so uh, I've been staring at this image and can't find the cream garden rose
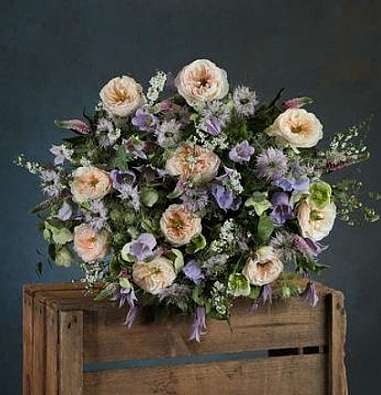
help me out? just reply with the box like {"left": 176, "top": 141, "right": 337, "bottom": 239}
{"left": 132, "top": 256, "right": 176, "bottom": 295}
{"left": 165, "top": 143, "right": 220, "bottom": 184}
{"left": 73, "top": 224, "right": 110, "bottom": 262}
{"left": 242, "top": 246, "right": 284, "bottom": 286}
{"left": 160, "top": 204, "right": 202, "bottom": 246}
{"left": 297, "top": 198, "right": 336, "bottom": 241}
{"left": 175, "top": 59, "right": 229, "bottom": 107}
{"left": 71, "top": 166, "right": 112, "bottom": 203}
{"left": 100, "top": 76, "right": 145, "bottom": 117}
{"left": 266, "top": 108, "right": 323, "bottom": 148}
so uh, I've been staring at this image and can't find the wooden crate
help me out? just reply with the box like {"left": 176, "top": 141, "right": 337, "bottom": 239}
{"left": 23, "top": 282, "right": 348, "bottom": 395}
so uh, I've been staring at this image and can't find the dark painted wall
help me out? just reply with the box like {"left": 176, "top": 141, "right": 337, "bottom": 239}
{"left": 1, "top": 1, "right": 380, "bottom": 393}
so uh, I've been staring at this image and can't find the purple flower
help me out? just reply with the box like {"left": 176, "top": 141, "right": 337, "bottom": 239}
{"left": 50, "top": 144, "right": 73, "bottom": 165}
{"left": 233, "top": 86, "right": 258, "bottom": 117}
{"left": 183, "top": 260, "right": 204, "bottom": 284}
{"left": 211, "top": 184, "right": 241, "bottom": 212}
{"left": 124, "top": 137, "right": 147, "bottom": 160}
{"left": 270, "top": 192, "right": 294, "bottom": 225}
{"left": 203, "top": 117, "right": 223, "bottom": 136}
{"left": 113, "top": 286, "right": 140, "bottom": 329}
{"left": 273, "top": 176, "right": 310, "bottom": 192}
{"left": 302, "top": 281, "right": 319, "bottom": 307}
{"left": 189, "top": 306, "right": 207, "bottom": 342}
{"left": 229, "top": 140, "right": 255, "bottom": 164}
{"left": 256, "top": 148, "right": 288, "bottom": 181}
{"left": 251, "top": 284, "right": 272, "bottom": 312}
{"left": 54, "top": 119, "right": 90, "bottom": 134}
{"left": 111, "top": 169, "right": 140, "bottom": 210}
{"left": 293, "top": 235, "right": 327, "bottom": 258}
{"left": 125, "top": 233, "right": 157, "bottom": 261}
{"left": 131, "top": 108, "right": 157, "bottom": 131}
{"left": 56, "top": 201, "right": 72, "bottom": 221}
{"left": 180, "top": 187, "right": 209, "bottom": 212}
{"left": 283, "top": 96, "right": 313, "bottom": 110}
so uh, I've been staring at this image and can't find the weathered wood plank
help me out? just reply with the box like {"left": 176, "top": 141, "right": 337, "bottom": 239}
{"left": 46, "top": 306, "right": 59, "bottom": 394}
{"left": 328, "top": 292, "right": 348, "bottom": 395}
{"left": 83, "top": 297, "right": 327, "bottom": 363}
{"left": 31, "top": 298, "right": 46, "bottom": 395}
{"left": 59, "top": 311, "right": 84, "bottom": 395}
{"left": 23, "top": 291, "right": 33, "bottom": 395}
{"left": 83, "top": 354, "right": 327, "bottom": 395}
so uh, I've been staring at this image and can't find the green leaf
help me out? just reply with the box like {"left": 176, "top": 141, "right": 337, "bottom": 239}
{"left": 245, "top": 192, "right": 272, "bottom": 216}
{"left": 94, "top": 284, "right": 116, "bottom": 301}
{"left": 141, "top": 188, "right": 159, "bottom": 207}
{"left": 167, "top": 187, "right": 183, "bottom": 199}
{"left": 119, "top": 277, "right": 131, "bottom": 290}
{"left": 186, "top": 234, "right": 207, "bottom": 254}
{"left": 112, "top": 145, "right": 132, "bottom": 171}
{"left": 54, "top": 247, "right": 72, "bottom": 267}
{"left": 248, "top": 286, "right": 261, "bottom": 300}
{"left": 170, "top": 249, "right": 184, "bottom": 273}
{"left": 257, "top": 214, "right": 274, "bottom": 243}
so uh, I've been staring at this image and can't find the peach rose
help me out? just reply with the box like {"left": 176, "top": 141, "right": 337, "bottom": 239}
{"left": 71, "top": 166, "right": 112, "bottom": 203}
{"left": 297, "top": 198, "right": 336, "bottom": 241}
{"left": 73, "top": 224, "right": 110, "bottom": 262}
{"left": 266, "top": 108, "right": 323, "bottom": 148}
{"left": 160, "top": 204, "right": 202, "bottom": 246}
{"left": 165, "top": 144, "right": 220, "bottom": 184}
{"left": 132, "top": 256, "right": 176, "bottom": 294}
{"left": 100, "top": 76, "right": 145, "bottom": 117}
{"left": 242, "top": 246, "right": 283, "bottom": 286}
{"left": 175, "top": 59, "right": 229, "bottom": 107}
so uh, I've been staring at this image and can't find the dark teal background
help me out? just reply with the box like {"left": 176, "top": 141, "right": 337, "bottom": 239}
{"left": 1, "top": 1, "right": 380, "bottom": 393}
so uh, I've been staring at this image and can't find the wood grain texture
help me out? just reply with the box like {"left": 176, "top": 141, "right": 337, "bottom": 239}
{"left": 31, "top": 299, "right": 45, "bottom": 395}
{"left": 59, "top": 311, "right": 84, "bottom": 395}
{"left": 23, "top": 291, "right": 33, "bottom": 395}
{"left": 328, "top": 292, "right": 348, "bottom": 395}
{"left": 83, "top": 297, "right": 327, "bottom": 363}
{"left": 46, "top": 306, "right": 58, "bottom": 395}
{"left": 83, "top": 354, "right": 327, "bottom": 395}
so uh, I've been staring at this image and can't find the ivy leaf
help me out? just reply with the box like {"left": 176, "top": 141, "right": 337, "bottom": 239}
{"left": 112, "top": 145, "right": 132, "bottom": 171}
{"left": 257, "top": 214, "right": 274, "bottom": 243}
{"left": 94, "top": 284, "right": 117, "bottom": 301}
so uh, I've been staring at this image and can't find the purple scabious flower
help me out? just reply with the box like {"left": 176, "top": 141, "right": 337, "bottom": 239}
{"left": 180, "top": 187, "right": 209, "bottom": 212}
{"left": 256, "top": 148, "right": 288, "bottom": 181}
{"left": 293, "top": 235, "right": 327, "bottom": 258}
{"left": 229, "top": 140, "right": 255, "bottom": 164}
{"left": 124, "top": 233, "right": 157, "bottom": 261}
{"left": 111, "top": 169, "right": 140, "bottom": 210}
{"left": 189, "top": 306, "right": 207, "bottom": 342}
{"left": 302, "top": 281, "right": 319, "bottom": 307}
{"left": 211, "top": 184, "right": 241, "bottom": 212}
{"left": 50, "top": 144, "right": 73, "bottom": 165}
{"left": 156, "top": 119, "right": 182, "bottom": 147}
{"left": 233, "top": 86, "right": 258, "bottom": 117}
{"left": 123, "top": 137, "right": 147, "bottom": 160}
{"left": 183, "top": 260, "right": 205, "bottom": 285}
{"left": 131, "top": 108, "right": 158, "bottom": 131}
{"left": 270, "top": 192, "right": 294, "bottom": 225}
{"left": 199, "top": 100, "right": 231, "bottom": 136}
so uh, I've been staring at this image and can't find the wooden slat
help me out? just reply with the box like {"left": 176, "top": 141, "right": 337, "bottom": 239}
{"left": 328, "top": 292, "right": 348, "bottom": 395}
{"left": 46, "top": 306, "right": 59, "bottom": 394}
{"left": 31, "top": 299, "right": 46, "bottom": 395}
{"left": 83, "top": 354, "right": 327, "bottom": 395}
{"left": 83, "top": 297, "right": 327, "bottom": 363}
{"left": 59, "top": 311, "right": 84, "bottom": 395}
{"left": 23, "top": 291, "right": 33, "bottom": 395}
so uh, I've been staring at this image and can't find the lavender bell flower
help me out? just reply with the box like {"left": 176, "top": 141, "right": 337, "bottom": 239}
{"left": 54, "top": 119, "right": 90, "bottom": 134}
{"left": 203, "top": 117, "right": 223, "bottom": 136}
{"left": 229, "top": 140, "right": 255, "bottom": 164}
{"left": 211, "top": 184, "right": 240, "bottom": 212}
{"left": 293, "top": 235, "right": 327, "bottom": 258}
{"left": 131, "top": 108, "right": 158, "bottom": 131}
{"left": 273, "top": 176, "right": 310, "bottom": 192}
{"left": 270, "top": 192, "right": 294, "bottom": 225}
{"left": 302, "top": 281, "right": 319, "bottom": 307}
{"left": 125, "top": 233, "right": 157, "bottom": 261}
{"left": 189, "top": 306, "right": 207, "bottom": 342}
{"left": 251, "top": 284, "right": 272, "bottom": 312}
{"left": 55, "top": 201, "right": 72, "bottom": 221}
{"left": 183, "top": 260, "right": 205, "bottom": 285}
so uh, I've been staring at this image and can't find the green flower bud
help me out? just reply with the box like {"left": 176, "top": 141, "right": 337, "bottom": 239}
{"left": 227, "top": 273, "right": 251, "bottom": 297}
{"left": 55, "top": 247, "right": 72, "bottom": 267}
{"left": 310, "top": 181, "right": 332, "bottom": 209}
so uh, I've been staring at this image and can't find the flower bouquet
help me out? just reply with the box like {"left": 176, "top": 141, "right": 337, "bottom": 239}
{"left": 17, "top": 59, "right": 379, "bottom": 342}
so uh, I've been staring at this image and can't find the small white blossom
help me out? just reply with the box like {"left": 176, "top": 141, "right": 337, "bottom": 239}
{"left": 147, "top": 71, "right": 167, "bottom": 103}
